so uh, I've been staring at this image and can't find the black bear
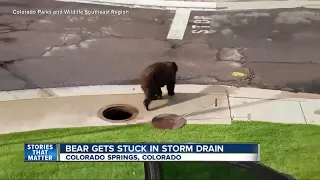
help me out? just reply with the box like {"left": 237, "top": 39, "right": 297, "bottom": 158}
{"left": 140, "top": 61, "right": 178, "bottom": 111}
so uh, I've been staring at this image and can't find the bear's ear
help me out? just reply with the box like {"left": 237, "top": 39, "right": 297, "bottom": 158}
{"left": 164, "top": 61, "right": 178, "bottom": 72}
{"left": 171, "top": 62, "right": 178, "bottom": 72}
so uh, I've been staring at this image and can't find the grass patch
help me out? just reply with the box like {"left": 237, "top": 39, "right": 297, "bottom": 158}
{"left": 0, "top": 121, "right": 319, "bottom": 179}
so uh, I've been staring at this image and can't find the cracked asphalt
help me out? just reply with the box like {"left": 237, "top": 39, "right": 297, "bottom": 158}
{"left": 1, "top": 0, "right": 320, "bottom": 94}
{"left": 186, "top": 9, "right": 320, "bottom": 93}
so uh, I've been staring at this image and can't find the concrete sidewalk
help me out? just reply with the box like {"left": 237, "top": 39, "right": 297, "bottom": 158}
{"left": 0, "top": 85, "right": 319, "bottom": 134}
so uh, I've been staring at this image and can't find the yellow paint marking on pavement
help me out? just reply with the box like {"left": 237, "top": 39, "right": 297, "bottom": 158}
{"left": 232, "top": 72, "right": 246, "bottom": 77}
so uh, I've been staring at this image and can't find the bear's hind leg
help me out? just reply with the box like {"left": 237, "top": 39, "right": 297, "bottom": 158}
{"left": 143, "top": 89, "right": 154, "bottom": 111}
{"left": 167, "top": 81, "right": 175, "bottom": 96}
{"left": 156, "top": 87, "right": 163, "bottom": 99}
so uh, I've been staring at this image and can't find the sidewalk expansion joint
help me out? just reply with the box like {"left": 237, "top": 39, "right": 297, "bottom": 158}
{"left": 298, "top": 101, "right": 308, "bottom": 124}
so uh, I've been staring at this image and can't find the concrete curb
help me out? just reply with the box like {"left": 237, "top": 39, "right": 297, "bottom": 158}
{"left": 0, "top": 85, "right": 212, "bottom": 101}
{"left": 56, "top": 0, "right": 217, "bottom": 10}
{"left": 218, "top": 1, "right": 320, "bottom": 10}
{"left": 1, "top": 85, "right": 320, "bottom": 102}
{"left": 55, "top": 0, "right": 320, "bottom": 10}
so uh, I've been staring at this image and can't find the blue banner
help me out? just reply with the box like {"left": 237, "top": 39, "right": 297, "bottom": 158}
{"left": 24, "top": 143, "right": 58, "bottom": 162}
{"left": 59, "top": 143, "right": 259, "bottom": 153}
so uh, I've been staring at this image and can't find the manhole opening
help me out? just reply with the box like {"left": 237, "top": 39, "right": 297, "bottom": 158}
{"left": 103, "top": 108, "right": 132, "bottom": 120}
{"left": 99, "top": 105, "right": 138, "bottom": 122}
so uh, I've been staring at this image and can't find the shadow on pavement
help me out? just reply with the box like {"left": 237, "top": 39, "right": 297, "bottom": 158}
{"left": 0, "top": 37, "right": 18, "bottom": 43}
{"left": 150, "top": 93, "right": 207, "bottom": 111}
{"left": 182, "top": 85, "right": 312, "bottom": 119}
{"left": 150, "top": 85, "right": 229, "bottom": 111}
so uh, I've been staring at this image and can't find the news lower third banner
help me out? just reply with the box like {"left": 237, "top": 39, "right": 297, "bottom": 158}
{"left": 24, "top": 143, "right": 260, "bottom": 162}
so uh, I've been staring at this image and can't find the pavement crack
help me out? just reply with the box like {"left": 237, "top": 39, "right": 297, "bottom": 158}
{"left": 0, "top": 28, "right": 24, "bottom": 35}
{"left": 24, "top": 20, "right": 36, "bottom": 30}
{"left": 244, "top": 68, "right": 255, "bottom": 86}
{"left": 1, "top": 56, "right": 67, "bottom": 64}
{"left": 215, "top": 47, "right": 256, "bottom": 86}
{"left": 89, "top": 33, "right": 165, "bottom": 42}
{"left": 0, "top": 62, "right": 51, "bottom": 96}
{"left": 178, "top": 75, "right": 245, "bottom": 84}
{"left": 167, "top": 40, "right": 206, "bottom": 50}
{"left": 161, "top": 41, "right": 206, "bottom": 58}
{"left": 62, "top": 34, "right": 71, "bottom": 45}
{"left": 0, "top": 63, "right": 34, "bottom": 89}
{"left": 0, "top": 3, "right": 65, "bottom": 34}
{"left": 216, "top": 47, "right": 247, "bottom": 62}
{"left": 37, "top": 32, "right": 95, "bottom": 57}
{"left": 24, "top": 3, "right": 67, "bottom": 30}
{"left": 40, "top": 47, "right": 55, "bottom": 56}
{"left": 40, "top": 39, "right": 84, "bottom": 57}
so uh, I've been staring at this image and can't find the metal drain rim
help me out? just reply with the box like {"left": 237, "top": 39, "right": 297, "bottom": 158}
{"left": 98, "top": 104, "right": 139, "bottom": 123}
{"left": 151, "top": 113, "right": 186, "bottom": 130}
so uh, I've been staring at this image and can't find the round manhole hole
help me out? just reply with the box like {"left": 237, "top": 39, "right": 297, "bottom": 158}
{"left": 98, "top": 104, "right": 139, "bottom": 123}
{"left": 152, "top": 114, "right": 186, "bottom": 130}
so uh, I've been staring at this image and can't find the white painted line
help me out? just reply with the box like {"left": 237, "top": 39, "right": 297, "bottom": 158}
{"left": 167, "top": 9, "right": 191, "bottom": 40}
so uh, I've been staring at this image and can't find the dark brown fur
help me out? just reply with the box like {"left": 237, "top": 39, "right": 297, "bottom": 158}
{"left": 140, "top": 61, "right": 178, "bottom": 111}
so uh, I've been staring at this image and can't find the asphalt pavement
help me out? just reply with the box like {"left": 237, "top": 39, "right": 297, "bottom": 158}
{"left": 1, "top": 0, "right": 320, "bottom": 94}
{"left": 186, "top": 9, "right": 320, "bottom": 93}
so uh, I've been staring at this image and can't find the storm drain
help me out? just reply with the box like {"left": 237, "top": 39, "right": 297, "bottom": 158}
{"left": 98, "top": 104, "right": 139, "bottom": 123}
{"left": 152, "top": 114, "right": 186, "bottom": 130}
